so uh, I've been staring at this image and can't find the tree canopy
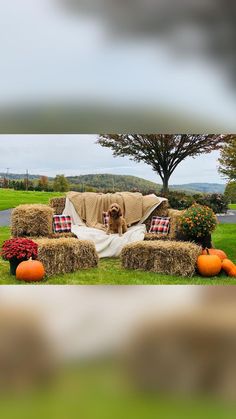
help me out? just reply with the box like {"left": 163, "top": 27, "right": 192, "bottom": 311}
{"left": 224, "top": 181, "right": 236, "bottom": 204}
{"left": 219, "top": 137, "right": 236, "bottom": 181}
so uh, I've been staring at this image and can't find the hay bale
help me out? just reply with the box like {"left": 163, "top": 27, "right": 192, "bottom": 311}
{"left": 49, "top": 232, "right": 77, "bottom": 239}
{"left": 121, "top": 240, "right": 201, "bottom": 277}
{"left": 0, "top": 307, "right": 56, "bottom": 393}
{"left": 125, "top": 305, "right": 236, "bottom": 399}
{"left": 144, "top": 233, "right": 170, "bottom": 241}
{"left": 11, "top": 205, "right": 54, "bottom": 238}
{"left": 30, "top": 232, "right": 78, "bottom": 241}
{"left": 35, "top": 238, "right": 98, "bottom": 277}
{"left": 168, "top": 208, "right": 184, "bottom": 239}
{"left": 49, "top": 197, "right": 66, "bottom": 215}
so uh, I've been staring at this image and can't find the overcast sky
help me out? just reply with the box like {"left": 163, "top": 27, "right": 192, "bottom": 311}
{"left": 0, "top": 135, "right": 224, "bottom": 185}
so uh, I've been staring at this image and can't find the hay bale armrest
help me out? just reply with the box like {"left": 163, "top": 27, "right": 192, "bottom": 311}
{"left": 35, "top": 238, "right": 98, "bottom": 277}
{"left": 143, "top": 200, "right": 169, "bottom": 232}
{"left": 121, "top": 240, "right": 202, "bottom": 278}
{"left": 168, "top": 208, "right": 184, "bottom": 240}
{"left": 144, "top": 208, "right": 184, "bottom": 241}
{"left": 11, "top": 204, "right": 54, "bottom": 238}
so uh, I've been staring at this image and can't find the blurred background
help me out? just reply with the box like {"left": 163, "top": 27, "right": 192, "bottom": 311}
{"left": 0, "top": 0, "right": 236, "bottom": 132}
{"left": 1, "top": 286, "right": 236, "bottom": 418}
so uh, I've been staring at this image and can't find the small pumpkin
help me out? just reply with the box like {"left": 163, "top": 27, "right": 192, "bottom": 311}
{"left": 222, "top": 259, "right": 236, "bottom": 275}
{"left": 197, "top": 251, "right": 222, "bottom": 277}
{"left": 229, "top": 267, "right": 236, "bottom": 277}
{"left": 16, "top": 258, "right": 45, "bottom": 282}
{"left": 202, "top": 248, "right": 227, "bottom": 261}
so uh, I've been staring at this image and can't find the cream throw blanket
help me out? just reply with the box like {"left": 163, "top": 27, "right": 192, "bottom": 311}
{"left": 67, "top": 191, "right": 163, "bottom": 229}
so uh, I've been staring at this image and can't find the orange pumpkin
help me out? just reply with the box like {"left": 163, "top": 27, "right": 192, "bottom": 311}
{"left": 229, "top": 267, "right": 236, "bottom": 277}
{"left": 202, "top": 248, "right": 227, "bottom": 261}
{"left": 222, "top": 259, "right": 236, "bottom": 275}
{"left": 197, "top": 253, "right": 222, "bottom": 277}
{"left": 16, "top": 258, "right": 45, "bottom": 282}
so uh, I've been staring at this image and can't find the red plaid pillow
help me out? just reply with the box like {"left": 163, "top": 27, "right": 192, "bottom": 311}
{"left": 149, "top": 216, "right": 170, "bottom": 234}
{"left": 103, "top": 211, "right": 110, "bottom": 227}
{"left": 53, "top": 215, "right": 72, "bottom": 233}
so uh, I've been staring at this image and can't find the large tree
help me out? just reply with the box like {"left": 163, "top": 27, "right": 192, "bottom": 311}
{"left": 97, "top": 134, "right": 226, "bottom": 193}
{"left": 219, "top": 137, "right": 236, "bottom": 181}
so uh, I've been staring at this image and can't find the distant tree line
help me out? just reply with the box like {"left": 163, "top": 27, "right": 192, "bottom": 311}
{"left": 0, "top": 174, "right": 98, "bottom": 193}
{"left": 0, "top": 176, "right": 55, "bottom": 192}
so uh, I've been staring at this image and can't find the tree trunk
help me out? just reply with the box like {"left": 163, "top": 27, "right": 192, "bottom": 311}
{"left": 162, "top": 176, "right": 169, "bottom": 194}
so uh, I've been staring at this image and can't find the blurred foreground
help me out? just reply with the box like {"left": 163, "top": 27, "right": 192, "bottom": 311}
{"left": 1, "top": 286, "right": 236, "bottom": 418}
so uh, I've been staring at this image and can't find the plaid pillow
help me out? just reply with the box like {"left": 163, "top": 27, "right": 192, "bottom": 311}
{"left": 53, "top": 215, "right": 72, "bottom": 233}
{"left": 103, "top": 211, "right": 110, "bottom": 227}
{"left": 149, "top": 216, "right": 170, "bottom": 234}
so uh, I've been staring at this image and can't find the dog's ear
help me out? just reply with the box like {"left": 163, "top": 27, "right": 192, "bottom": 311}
{"left": 108, "top": 209, "right": 112, "bottom": 217}
{"left": 118, "top": 207, "right": 122, "bottom": 217}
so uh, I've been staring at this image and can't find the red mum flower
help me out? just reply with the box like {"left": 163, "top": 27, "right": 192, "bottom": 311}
{"left": 1, "top": 238, "right": 38, "bottom": 261}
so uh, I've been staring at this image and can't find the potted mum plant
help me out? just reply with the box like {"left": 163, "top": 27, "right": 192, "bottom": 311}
{"left": 1, "top": 238, "right": 38, "bottom": 275}
{"left": 178, "top": 204, "right": 217, "bottom": 248}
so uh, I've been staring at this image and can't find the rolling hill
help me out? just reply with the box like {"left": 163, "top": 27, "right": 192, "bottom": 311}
{"left": 67, "top": 174, "right": 162, "bottom": 193}
{"left": 67, "top": 174, "right": 225, "bottom": 194}
{"left": 171, "top": 183, "right": 225, "bottom": 194}
{"left": 0, "top": 172, "right": 225, "bottom": 194}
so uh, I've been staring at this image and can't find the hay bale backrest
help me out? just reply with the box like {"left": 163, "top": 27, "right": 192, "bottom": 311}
{"left": 50, "top": 197, "right": 66, "bottom": 216}
{"left": 49, "top": 196, "right": 170, "bottom": 228}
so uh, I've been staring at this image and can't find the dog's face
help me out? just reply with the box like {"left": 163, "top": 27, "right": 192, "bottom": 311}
{"left": 108, "top": 203, "right": 122, "bottom": 219}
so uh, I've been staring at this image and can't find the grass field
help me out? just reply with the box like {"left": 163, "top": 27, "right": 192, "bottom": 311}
{"left": 2, "top": 362, "right": 236, "bottom": 419}
{"left": 0, "top": 189, "right": 63, "bottom": 211}
{"left": 229, "top": 203, "right": 236, "bottom": 210}
{"left": 0, "top": 224, "right": 235, "bottom": 285}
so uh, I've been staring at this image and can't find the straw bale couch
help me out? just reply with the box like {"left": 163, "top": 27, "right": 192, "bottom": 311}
{"left": 10, "top": 196, "right": 192, "bottom": 278}
{"left": 50, "top": 196, "right": 202, "bottom": 278}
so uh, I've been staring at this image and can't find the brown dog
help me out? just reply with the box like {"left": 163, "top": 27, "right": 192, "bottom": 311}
{"left": 106, "top": 203, "right": 127, "bottom": 236}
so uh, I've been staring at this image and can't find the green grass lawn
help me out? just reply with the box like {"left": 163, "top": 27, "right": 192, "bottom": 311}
{"left": 229, "top": 203, "right": 236, "bottom": 210}
{"left": 0, "top": 189, "right": 63, "bottom": 211}
{"left": 0, "top": 224, "right": 235, "bottom": 285}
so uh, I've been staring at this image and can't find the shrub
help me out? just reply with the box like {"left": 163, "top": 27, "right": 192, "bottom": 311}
{"left": 159, "top": 191, "right": 229, "bottom": 213}
{"left": 179, "top": 204, "right": 217, "bottom": 239}
{"left": 195, "top": 193, "right": 229, "bottom": 214}
{"left": 159, "top": 191, "right": 195, "bottom": 210}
